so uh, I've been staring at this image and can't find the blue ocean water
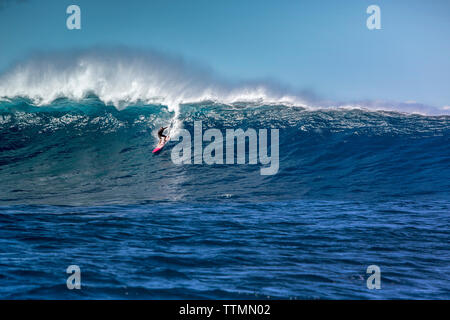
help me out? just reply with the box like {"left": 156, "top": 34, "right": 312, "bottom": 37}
{"left": 0, "top": 98, "right": 449, "bottom": 299}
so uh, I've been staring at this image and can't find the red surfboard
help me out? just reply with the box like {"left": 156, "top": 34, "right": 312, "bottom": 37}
{"left": 152, "top": 136, "right": 170, "bottom": 153}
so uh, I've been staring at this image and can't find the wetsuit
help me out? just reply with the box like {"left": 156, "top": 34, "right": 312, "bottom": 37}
{"left": 158, "top": 127, "right": 167, "bottom": 140}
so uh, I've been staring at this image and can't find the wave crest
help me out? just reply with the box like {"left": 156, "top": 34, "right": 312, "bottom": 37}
{"left": 0, "top": 47, "right": 448, "bottom": 116}
{"left": 0, "top": 48, "right": 306, "bottom": 111}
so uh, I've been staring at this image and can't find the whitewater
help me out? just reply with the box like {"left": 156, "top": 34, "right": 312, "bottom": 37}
{"left": 1, "top": 48, "right": 448, "bottom": 116}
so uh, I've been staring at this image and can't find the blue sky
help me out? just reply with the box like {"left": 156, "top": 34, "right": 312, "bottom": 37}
{"left": 0, "top": 0, "right": 449, "bottom": 107}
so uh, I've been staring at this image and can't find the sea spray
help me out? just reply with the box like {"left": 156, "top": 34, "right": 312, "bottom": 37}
{"left": 1, "top": 48, "right": 447, "bottom": 116}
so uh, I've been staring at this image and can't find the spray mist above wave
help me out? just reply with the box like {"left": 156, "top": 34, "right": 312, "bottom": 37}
{"left": 0, "top": 47, "right": 448, "bottom": 116}
{"left": 0, "top": 48, "right": 306, "bottom": 111}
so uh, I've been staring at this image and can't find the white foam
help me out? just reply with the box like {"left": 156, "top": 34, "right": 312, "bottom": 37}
{"left": 0, "top": 49, "right": 306, "bottom": 111}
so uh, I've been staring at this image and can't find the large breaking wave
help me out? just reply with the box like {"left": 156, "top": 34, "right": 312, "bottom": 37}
{"left": 1, "top": 49, "right": 449, "bottom": 301}
{"left": 0, "top": 48, "right": 449, "bottom": 205}
{"left": 0, "top": 97, "right": 449, "bottom": 205}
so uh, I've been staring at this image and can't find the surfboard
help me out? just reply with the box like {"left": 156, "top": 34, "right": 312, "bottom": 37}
{"left": 152, "top": 136, "right": 170, "bottom": 153}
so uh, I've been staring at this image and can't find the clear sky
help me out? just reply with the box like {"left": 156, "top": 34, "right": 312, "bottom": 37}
{"left": 0, "top": 0, "right": 449, "bottom": 107}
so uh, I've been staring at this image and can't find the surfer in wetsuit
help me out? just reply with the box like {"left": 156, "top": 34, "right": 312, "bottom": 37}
{"left": 158, "top": 126, "right": 168, "bottom": 143}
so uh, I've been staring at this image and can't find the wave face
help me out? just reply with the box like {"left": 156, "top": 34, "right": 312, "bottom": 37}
{"left": 0, "top": 97, "right": 449, "bottom": 205}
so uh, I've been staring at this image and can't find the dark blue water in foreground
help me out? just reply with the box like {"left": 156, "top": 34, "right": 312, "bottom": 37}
{"left": 0, "top": 98, "right": 449, "bottom": 299}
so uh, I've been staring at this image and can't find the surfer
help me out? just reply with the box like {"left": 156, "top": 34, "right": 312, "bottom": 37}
{"left": 153, "top": 126, "right": 170, "bottom": 153}
{"left": 158, "top": 126, "right": 168, "bottom": 143}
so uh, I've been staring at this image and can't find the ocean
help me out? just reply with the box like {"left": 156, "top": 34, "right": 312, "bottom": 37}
{"left": 0, "top": 97, "right": 449, "bottom": 299}
{"left": 0, "top": 49, "right": 449, "bottom": 299}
